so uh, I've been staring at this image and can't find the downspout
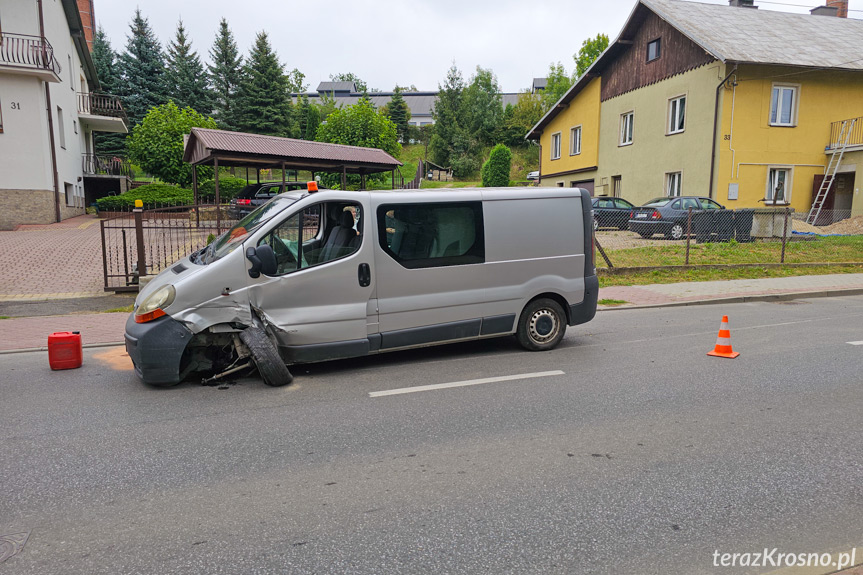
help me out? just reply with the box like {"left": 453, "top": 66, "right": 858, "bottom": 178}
{"left": 709, "top": 63, "right": 738, "bottom": 200}
{"left": 38, "top": 0, "right": 62, "bottom": 222}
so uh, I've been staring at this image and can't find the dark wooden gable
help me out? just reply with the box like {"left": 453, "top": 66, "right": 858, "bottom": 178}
{"left": 600, "top": 8, "right": 716, "bottom": 101}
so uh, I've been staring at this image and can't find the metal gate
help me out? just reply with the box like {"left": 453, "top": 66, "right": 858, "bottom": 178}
{"left": 100, "top": 205, "right": 237, "bottom": 291}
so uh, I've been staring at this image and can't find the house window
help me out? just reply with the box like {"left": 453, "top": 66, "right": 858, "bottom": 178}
{"left": 56, "top": 106, "right": 65, "bottom": 149}
{"left": 766, "top": 168, "right": 792, "bottom": 204}
{"left": 770, "top": 85, "right": 798, "bottom": 126}
{"left": 620, "top": 112, "right": 634, "bottom": 146}
{"left": 612, "top": 175, "right": 622, "bottom": 197}
{"left": 668, "top": 95, "right": 686, "bottom": 134}
{"left": 570, "top": 126, "right": 582, "bottom": 155}
{"left": 64, "top": 182, "right": 74, "bottom": 206}
{"left": 550, "top": 132, "right": 561, "bottom": 160}
{"left": 647, "top": 38, "right": 661, "bottom": 62}
{"left": 0, "top": 98, "right": 4, "bottom": 134}
{"left": 68, "top": 55, "right": 74, "bottom": 89}
{"left": 666, "top": 172, "right": 682, "bottom": 197}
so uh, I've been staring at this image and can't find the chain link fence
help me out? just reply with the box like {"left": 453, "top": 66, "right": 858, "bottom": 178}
{"left": 594, "top": 207, "right": 863, "bottom": 270}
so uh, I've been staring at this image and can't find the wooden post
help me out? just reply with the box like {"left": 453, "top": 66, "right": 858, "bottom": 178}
{"left": 281, "top": 161, "right": 286, "bottom": 193}
{"left": 595, "top": 236, "right": 614, "bottom": 269}
{"left": 192, "top": 165, "right": 200, "bottom": 227}
{"left": 391, "top": 170, "right": 395, "bottom": 189}
{"left": 256, "top": 168, "right": 260, "bottom": 184}
{"left": 133, "top": 207, "right": 147, "bottom": 280}
{"left": 361, "top": 173, "right": 366, "bottom": 190}
{"left": 780, "top": 207, "right": 790, "bottom": 263}
{"left": 341, "top": 166, "right": 347, "bottom": 190}
{"left": 214, "top": 157, "right": 221, "bottom": 234}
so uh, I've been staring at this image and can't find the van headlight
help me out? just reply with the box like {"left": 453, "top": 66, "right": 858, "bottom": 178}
{"left": 134, "top": 285, "right": 176, "bottom": 323}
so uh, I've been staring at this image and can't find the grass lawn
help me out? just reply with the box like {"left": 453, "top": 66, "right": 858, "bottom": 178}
{"left": 599, "top": 263, "right": 863, "bottom": 287}
{"left": 600, "top": 236, "right": 863, "bottom": 268}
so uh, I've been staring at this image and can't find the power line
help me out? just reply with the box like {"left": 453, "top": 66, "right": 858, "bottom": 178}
{"left": 756, "top": 1, "right": 863, "bottom": 12}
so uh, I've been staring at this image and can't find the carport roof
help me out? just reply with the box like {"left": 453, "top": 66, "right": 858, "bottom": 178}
{"left": 183, "top": 128, "right": 403, "bottom": 174}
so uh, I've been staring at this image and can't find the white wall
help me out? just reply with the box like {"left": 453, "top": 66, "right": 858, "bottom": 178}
{"left": 0, "top": 0, "right": 90, "bottom": 208}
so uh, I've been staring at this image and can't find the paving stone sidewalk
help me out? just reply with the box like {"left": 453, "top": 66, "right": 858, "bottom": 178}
{"left": 599, "top": 273, "right": 863, "bottom": 308}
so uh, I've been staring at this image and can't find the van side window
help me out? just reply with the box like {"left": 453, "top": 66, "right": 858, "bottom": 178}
{"left": 377, "top": 202, "right": 484, "bottom": 269}
{"left": 258, "top": 202, "right": 361, "bottom": 275}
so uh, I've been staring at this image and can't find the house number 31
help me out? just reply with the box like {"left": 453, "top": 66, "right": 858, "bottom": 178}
{"left": 10, "top": 102, "right": 21, "bottom": 110}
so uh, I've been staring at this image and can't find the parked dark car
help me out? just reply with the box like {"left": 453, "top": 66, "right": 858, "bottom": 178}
{"left": 628, "top": 196, "right": 724, "bottom": 239}
{"left": 591, "top": 196, "right": 635, "bottom": 230}
{"left": 228, "top": 181, "right": 317, "bottom": 219}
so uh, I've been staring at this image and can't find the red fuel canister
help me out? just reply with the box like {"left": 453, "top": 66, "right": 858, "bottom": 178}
{"left": 48, "top": 331, "right": 83, "bottom": 370}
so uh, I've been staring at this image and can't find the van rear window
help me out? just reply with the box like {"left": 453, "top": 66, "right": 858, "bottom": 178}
{"left": 377, "top": 202, "right": 485, "bottom": 269}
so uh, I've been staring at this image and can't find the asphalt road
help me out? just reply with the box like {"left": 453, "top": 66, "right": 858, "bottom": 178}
{"left": 1, "top": 296, "right": 862, "bottom": 575}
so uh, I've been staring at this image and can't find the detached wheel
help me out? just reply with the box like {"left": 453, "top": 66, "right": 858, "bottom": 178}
{"left": 666, "top": 223, "right": 685, "bottom": 240}
{"left": 517, "top": 298, "right": 566, "bottom": 351}
{"left": 239, "top": 327, "right": 293, "bottom": 387}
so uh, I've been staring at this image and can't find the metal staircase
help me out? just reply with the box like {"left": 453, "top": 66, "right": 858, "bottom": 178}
{"left": 807, "top": 118, "right": 856, "bottom": 225}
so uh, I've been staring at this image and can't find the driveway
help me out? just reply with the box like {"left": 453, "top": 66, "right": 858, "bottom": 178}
{"left": 0, "top": 215, "right": 105, "bottom": 300}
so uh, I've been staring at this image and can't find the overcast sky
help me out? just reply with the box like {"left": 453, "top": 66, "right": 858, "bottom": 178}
{"left": 96, "top": 0, "right": 863, "bottom": 93}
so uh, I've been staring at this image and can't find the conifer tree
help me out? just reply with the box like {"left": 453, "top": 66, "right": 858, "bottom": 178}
{"left": 207, "top": 18, "right": 243, "bottom": 131}
{"left": 235, "top": 32, "right": 293, "bottom": 136}
{"left": 164, "top": 19, "right": 212, "bottom": 116}
{"left": 91, "top": 26, "right": 125, "bottom": 155}
{"left": 383, "top": 87, "right": 411, "bottom": 143}
{"left": 117, "top": 9, "right": 166, "bottom": 128}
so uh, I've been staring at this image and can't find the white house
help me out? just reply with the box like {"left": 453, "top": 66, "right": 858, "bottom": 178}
{"left": 0, "top": 0, "right": 127, "bottom": 230}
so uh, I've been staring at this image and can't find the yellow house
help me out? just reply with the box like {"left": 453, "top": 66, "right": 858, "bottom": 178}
{"left": 527, "top": 0, "right": 863, "bottom": 223}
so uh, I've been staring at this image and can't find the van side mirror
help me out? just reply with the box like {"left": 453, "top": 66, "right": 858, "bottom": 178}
{"left": 246, "top": 246, "right": 262, "bottom": 278}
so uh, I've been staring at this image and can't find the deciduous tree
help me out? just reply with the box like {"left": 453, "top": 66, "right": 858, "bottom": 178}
{"left": 574, "top": 33, "right": 609, "bottom": 79}
{"left": 127, "top": 101, "right": 217, "bottom": 187}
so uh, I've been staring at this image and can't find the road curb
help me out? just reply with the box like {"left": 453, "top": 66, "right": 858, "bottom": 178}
{"left": 0, "top": 341, "right": 125, "bottom": 355}
{"left": 598, "top": 287, "right": 863, "bottom": 311}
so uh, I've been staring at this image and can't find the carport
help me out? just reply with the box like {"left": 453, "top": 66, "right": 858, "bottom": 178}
{"left": 183, "top": 127, "right": 404, "bottom": 218}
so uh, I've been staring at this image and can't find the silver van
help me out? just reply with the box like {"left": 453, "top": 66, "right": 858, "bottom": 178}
{"left": 125, "top": 187, "right": 598, "bottom": 386}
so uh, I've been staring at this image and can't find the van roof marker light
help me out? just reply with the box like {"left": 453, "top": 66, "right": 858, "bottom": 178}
{"left": 307, "top": 181, "right": 318, "bottom": 193}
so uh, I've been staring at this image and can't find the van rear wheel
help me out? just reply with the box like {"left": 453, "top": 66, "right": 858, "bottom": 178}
{"left": 517, "top": 298, "right": 566, "bottom": 351}
{"left": 239, "top": 327, "right": 293, "bottom": 387}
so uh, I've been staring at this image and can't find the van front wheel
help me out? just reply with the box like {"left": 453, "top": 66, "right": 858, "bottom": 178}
{"left": 239, "top": 327, "right": 293, "bottom": 387}
{"left": 517, "top": 298, "right": 566, "bottom": 351}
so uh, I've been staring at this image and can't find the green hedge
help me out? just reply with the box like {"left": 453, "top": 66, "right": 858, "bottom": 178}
{"left": 95, "top": 183, "right": 193, "bottom": 211}
{"left": 197, "top": 176, "right": 248, "bottom": 200}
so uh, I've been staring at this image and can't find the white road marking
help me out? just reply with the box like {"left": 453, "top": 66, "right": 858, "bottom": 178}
{"left": 848, "top": 341, "right": 863, "bottom": 346}
{"left": 369, "top": 370, "right": 565, "bottom": 398}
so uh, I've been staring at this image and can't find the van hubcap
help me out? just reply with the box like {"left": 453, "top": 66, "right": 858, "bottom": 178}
{"left": 529, "top": 310, "right": 559, "bottom": 343}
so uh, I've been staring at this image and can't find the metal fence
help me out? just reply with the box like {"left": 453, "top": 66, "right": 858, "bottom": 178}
{"left": 0, "top": 32, "right": 61, "bottom": 74}
{"left": 100, "top": 205, "right": 238, "bottom": 291}
{"left": 594, "top": 208, "right": 863, "bottom": 270}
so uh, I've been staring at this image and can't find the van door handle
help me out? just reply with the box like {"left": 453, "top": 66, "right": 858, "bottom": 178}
{"left": 358, "top": 263, "right": 371, "bottom": 287}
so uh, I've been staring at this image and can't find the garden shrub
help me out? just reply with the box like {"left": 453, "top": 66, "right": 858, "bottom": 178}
{"left": 481, "top": 144, "right": 512, "bottom": 187}
{"left": 197, "top": 176, "right": 248, "bottom": 201}
{"left": 95, "top": 183, "right": 193, "bottom": 211}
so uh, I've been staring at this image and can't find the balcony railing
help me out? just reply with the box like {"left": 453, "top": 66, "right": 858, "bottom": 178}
{"left": 0, "top": 32, "right": 61, "bottom": 75}
{"left": 78, "top": 93, "right": 127, "bottom": 121}
{"left": 828, "top": 116, "right": 863, "bottom": 149}
{"left": 83, "top": 154, "right": 132, "bottom": 178}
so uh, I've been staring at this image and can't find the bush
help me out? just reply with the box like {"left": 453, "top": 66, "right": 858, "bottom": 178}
{"left": 451, "top": 154, "right": 481, "bottom": 179}
{"left": 95, "top": 183, "right": 193, "bottom": 211}
{"left": 197, "top": 176, "right": 248, "bottom": 201}
{"left": 481, "top": 144, "right": 512, "bottom": 187}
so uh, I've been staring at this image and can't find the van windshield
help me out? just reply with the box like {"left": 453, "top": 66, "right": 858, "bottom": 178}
{"left": 197, "top": 196, "right": 298, "bottom": 264}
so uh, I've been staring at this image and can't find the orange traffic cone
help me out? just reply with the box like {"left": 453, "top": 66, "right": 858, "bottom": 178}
{"left": 707, "top": 315, "right": 739, "bottom": 358}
